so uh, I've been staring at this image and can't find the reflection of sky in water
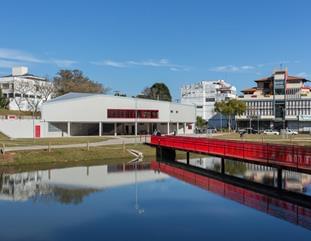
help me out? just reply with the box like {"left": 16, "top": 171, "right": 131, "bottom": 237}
{"left": 0, "top": 163, "right": 310, "bottom": 241}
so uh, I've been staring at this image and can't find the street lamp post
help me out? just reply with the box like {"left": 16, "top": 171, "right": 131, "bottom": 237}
{"left": 32, "top": 109, "right": 35, "bottom": 142}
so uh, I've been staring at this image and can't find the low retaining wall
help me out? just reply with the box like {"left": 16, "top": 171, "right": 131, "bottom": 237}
{"left": 0, "top": 119, "right": 44, "bottom": 138}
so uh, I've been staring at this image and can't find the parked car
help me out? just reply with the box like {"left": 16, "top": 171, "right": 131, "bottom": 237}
{"left": 238, "top": 128, "right": 258, "bottom": 134}
{"left": 207, "top": 127, "right": 217, "bottom": 134}
{"left": 263, "top": 129, "right": 279, "bottom": 135}
{"left": 284, "top": 129, "right": 298, "bottom": 135}
{"left": 245, "top": 128, "right": 258, "bottom": 134}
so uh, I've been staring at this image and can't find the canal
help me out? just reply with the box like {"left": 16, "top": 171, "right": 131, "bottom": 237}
{"left": 0, "top": 158, "right": 310, "bottom": 241}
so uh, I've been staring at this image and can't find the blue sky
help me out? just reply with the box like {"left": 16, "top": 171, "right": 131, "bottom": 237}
{"left": 0, "top": 0, "right": 310, "bottom": 99}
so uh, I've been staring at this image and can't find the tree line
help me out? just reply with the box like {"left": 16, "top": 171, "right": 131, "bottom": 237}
{"left": 1, "top": 68, "right": 246, "bottom": 128}
{"left": 0, "top": 69, "right": 173, "bottom": 111}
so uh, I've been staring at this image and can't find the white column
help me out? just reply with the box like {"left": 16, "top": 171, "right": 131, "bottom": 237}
{"left": 99, "top": 122, "right": 102, "bottom": 136}
{"left": 167, "top": 122, "right": 170, "bottom": 134}
{"left": 184, "top": 123, "right": 186, "bottom": 134}
{"left": 135, "top": 122, "right": 138, "bottom": 136}
{"left": 114, "top": 123, "right": 117, "bottom": 136}
{"left": 177, "top": 122, "right": 179, "bottom": 134}
{"left": 67, "top": 122, "right": 71, "bottom": 136}
{"left": 147, "top": 123, "right": 150, "bottom": 134}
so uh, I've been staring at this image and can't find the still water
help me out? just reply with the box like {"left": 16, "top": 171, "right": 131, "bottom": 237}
{"left": 0, "top": 160, "right": 310, "bottom": 241}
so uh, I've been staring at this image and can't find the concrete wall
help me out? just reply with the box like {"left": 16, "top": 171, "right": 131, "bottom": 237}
{"left": 0, "top": 119, "right": 44, "bottom": 138}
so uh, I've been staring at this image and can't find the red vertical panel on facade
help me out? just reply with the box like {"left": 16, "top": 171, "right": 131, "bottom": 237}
{"left": 35, "top": 125, "right": 41, "bottom": 138}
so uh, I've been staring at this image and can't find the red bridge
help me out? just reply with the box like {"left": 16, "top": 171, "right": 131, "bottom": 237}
{"left": 150, "top": 136, "right": 311, "bottom": 173}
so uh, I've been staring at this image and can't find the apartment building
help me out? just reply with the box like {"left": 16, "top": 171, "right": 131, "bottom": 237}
{"left": 0, "top": 66, "right": 53, "bottom": 111}
{"left": 237, "top": 70, "right": 311, "bottom": 132}
{"left": 180, "top": 80, "right": 236, "bottom": 127}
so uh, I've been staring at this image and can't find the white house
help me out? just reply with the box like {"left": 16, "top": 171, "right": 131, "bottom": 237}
{"left": 0, "top": 66, "right": 54, "bottom": 111}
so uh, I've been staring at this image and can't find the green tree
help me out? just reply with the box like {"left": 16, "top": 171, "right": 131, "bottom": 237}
{"left": 214, "top": 99, "right": 246, "bottom": 131}
{"left": 53, "top": 69, "right": 109, "bottom": 96}
{"left": 138, "top": 83, "right": 172, "bottom": 101}
{"left": 196, "top": 116, "right": 206, "bottom": 129}
{"left": 0, "top": 89, "right": 8, "bottom": 108}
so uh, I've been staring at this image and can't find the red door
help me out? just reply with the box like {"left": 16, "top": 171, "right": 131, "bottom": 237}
{"left": 35, "top": 125, "right": 41, "bottom": 138}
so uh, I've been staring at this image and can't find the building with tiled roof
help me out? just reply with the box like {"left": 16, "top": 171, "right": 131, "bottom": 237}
{"left": 237, "top": 69, "right": 311, "bottom": 132}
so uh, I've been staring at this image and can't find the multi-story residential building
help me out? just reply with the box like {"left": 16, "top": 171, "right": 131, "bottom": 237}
{"left": 0, "top": 66, "right": 53, "bottom": 111}
{"left": 237, "top": 69, "right": 311, "bottom": 132}
{"left": 181, "top": 80, "right": 237, "bottom": 127}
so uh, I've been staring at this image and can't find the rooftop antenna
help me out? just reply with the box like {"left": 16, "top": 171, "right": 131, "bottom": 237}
{"left": 280, "top": 63, "right": 283, "bottom": 70}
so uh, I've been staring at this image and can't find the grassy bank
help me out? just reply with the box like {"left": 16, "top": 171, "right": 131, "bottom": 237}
{"left": 0, "top": 143, "right": 201, "bottom": 168}
{"left": 0, "top": 133, "right": 112, "bottom": 147}
{"left": 215, "top": 133, "right": 311, "bottom": 146}
{"left": 0, "top": 144, "right": 153, "bottom": 166}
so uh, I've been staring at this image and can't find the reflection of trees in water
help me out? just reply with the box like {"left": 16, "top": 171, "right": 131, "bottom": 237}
{"left": 32, "top": 186, "right": 98, "bottom": 205}
{"left": 213, "top": 163, "right": 221, "bottom": 172}
{"left": 0, "top": 173, "right": 3, "bottom": 191}
{"left": 225, "top": 159, "right": 247, "bottom": 176}
{"left": 262, "top": 175, "right": 275, "bottom": 186}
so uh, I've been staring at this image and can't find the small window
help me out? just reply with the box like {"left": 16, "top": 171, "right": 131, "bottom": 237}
{"left": 205, "top": 97, "right": 215, "bottom": 102}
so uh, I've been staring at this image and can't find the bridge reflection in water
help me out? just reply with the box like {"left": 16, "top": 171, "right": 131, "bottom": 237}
{"left": 151, "top": 160, "right": 311, "bottom": 231}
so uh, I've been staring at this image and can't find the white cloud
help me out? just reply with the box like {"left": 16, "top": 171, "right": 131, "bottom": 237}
{"left": 209, "top": 65, "right": 241, "bottom": 73}
{"left": 0, "top": 59, "right": 22, "bottom": 68}
{"left": 240, "top": 65, "right": 255, "bottom": 70}
{"left": 0, "top": 48, "right": 78, "bottom": 69}
{"left": 0, "top": 48, "right": 45, "bottom": 64}
{"left": 91, "top": 58, "right": 189, "bottom": 71}
{"left": 209, "top": 60, "right": 302, "bottom": 74}
{"left": 91, "top": 60, "right": 127, "bottom": 68}
{"left": 51, "top": 59, "right": 78, "bottom": 68}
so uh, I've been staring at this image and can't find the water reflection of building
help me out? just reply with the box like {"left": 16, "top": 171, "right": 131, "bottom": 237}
{"left": 243, "top": 162, "right": 311, "bottom": 192}
{"left": 177, "top": 157, "right": 311, "bottom": 194}
{"left": 0, "top": 163, "right": 167, "bottom": 203}
{"left": 178, "top": 157, "right": 221, "bottom": 171}
{"left": 0, "top": 171, "right": 48, "bottom": 201}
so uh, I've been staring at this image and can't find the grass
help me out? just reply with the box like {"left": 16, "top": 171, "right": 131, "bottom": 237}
{"left": 0, "top": 108, "right": 40, "bottom": 117}
{"left": 0, "top": 133, "right": 112, "bottom": 147}
{"left": 215, "top": 132, "right": 311, "bottom": 146}
{"left": 0, "top": 143, "right": 201, "bottom": 168}
{"left": 0, "top": 144, "right": 154, "bottom": 166}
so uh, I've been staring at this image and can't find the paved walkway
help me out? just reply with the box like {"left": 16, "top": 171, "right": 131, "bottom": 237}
{"left": 1, "top": 136, "right": 150, "bottom": 153}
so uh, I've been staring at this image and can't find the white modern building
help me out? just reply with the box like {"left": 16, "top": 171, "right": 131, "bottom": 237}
{"left": 0, "top": 66, "right": 53, "bottom": 111}
{"left": 181, "top": 80, "right": 236, "bottom": 125}
{"left": 0, "top": 93, "right": 196, "bottom": 138}
{"left": 39, "top": 92, "right": 196, "bottom": 137}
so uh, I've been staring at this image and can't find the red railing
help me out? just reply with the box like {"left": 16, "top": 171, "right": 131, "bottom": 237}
{"left": 151, "top": 161, "right": 311, "bottom": 230}
{"left": 151, "top": 136, "right": 311, "bottom": 172}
